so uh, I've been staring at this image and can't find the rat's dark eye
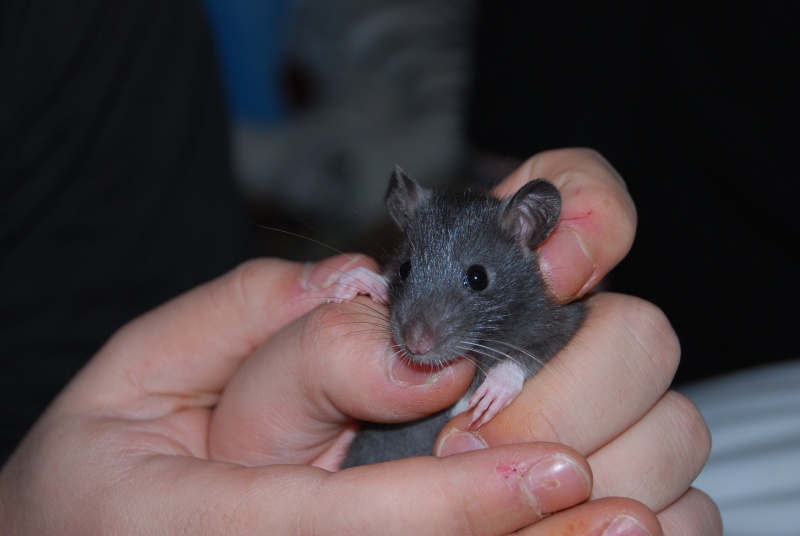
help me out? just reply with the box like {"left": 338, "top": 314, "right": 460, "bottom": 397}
{"left": 464, "top": 264, "right": 489, "bottom": 291}
{"left": 398, "top": 261, "right": 411, "bottom": 281}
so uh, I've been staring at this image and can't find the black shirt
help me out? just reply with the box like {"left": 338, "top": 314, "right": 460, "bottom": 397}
{"left": 0, "top": 0, "right": 252, "bottom": 463}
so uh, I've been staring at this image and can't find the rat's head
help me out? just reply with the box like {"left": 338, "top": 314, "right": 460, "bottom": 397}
{"left": 383, "top": 166, "right": 563, "bottom": 366}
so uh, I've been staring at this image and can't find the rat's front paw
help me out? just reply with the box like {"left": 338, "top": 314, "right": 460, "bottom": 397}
{"left": 467, "top": 361, "right": 527, "bottom": 428}
{"left": 330, "top": 267, "right": 390, "bottom": 304}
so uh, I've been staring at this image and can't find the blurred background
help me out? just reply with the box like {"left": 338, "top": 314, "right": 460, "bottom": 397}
{"left": 204, "top": 0, "right": 472, "bottom": 254}
{"left": 203, "top": 0, "right": 798, "bottom": 387}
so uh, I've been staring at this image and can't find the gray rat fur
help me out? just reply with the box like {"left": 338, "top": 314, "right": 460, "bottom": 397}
{"left": 341, "top": 166, "right": 585, "bottom": 467}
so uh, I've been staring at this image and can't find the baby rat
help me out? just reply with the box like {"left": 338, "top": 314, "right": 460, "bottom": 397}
{"left": 335, "top": 166, "right": 585, "bottom": 467}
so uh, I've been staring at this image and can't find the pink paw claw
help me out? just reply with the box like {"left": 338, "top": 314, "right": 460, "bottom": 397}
{"left": 331, "top": 267, "right": 390, "bottom": 304}
{"left": 466, "top": 361, "right": 527, "bottom": 428}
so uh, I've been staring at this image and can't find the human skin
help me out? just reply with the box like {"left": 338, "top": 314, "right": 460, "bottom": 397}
{"left": 0, "top": 149, "right": 721, "bottom": 534}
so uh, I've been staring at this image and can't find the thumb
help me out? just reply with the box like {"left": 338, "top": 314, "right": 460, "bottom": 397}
{"left": 57, "top": 254, "right": 378, "bottom": 415}
{"left": 494, "top": 148, "right": 636, "bottom": 302}
{"left": 209, "top": 295, "right": 475, "bottom": 466}
{"left": 192, "top": 443, "right": 591, "bottom": 535}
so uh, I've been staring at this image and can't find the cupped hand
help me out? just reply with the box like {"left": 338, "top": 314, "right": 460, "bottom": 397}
{"left": 0, "top": 148, "right": 721, "bottom": 535}
{"left": 444, "top": 148, "right": 720, "bottom": 534}
{"left": 0, "top": 255, "right": 605, "bottom": 535}
{"left": 437, "top": 293, "right": 721, "bottom": 535}
{"left": 208, "top": 149, "right": 719, "bottom": 533}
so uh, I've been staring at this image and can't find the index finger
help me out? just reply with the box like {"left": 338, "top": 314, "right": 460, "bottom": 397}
{"left": 494, "top": 148, "right": 637, "bottom": 301}
{"left": 440, "top": 293, "right": 679, "bottom": 455}
{"left": 56, "top": 255, "right": 379, "bottom": 413}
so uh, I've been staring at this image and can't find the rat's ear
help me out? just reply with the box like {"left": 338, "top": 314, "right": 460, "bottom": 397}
{"left": 500, "top": 179, "right": 562, "bottom": 252}
{"left": 385, "top": 165, "right": 431, "bottom": 229}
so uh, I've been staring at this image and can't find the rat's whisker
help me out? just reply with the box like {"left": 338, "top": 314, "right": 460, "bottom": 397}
{"left": 459, "top": 341, "right": 526, "bottom": 370}
{"left": 481, "top": 338, "right": 547, "bottom": 369}
{"left": 249, "top": 224, "right": 356, "bottom": 261}
{"left": 453, "top": 344, "right": 496, "bottom": 376}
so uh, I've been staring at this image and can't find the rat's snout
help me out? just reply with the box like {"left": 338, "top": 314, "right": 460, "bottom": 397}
{"left": 403, "top": 319, "right": 435, "bottom": 356}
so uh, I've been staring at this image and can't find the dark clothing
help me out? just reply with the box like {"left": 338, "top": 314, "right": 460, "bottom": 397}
{"left": 0, "top": 0, "right": 252, "bottom": 463}
{"left": 467, "top": 2, "right": 799, "bottom": 384}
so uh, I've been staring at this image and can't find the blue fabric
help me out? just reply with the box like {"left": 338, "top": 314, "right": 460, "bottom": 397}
{"left": 203, "top": 0, "right": 290, "bottom": 124}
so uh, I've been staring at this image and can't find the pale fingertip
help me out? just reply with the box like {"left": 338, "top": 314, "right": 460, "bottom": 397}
{"left": 436, "top": 429, "right": 488, "bottom": 456}
{"left": 521, "top": 454, "right": 592, "bottom": 517}
{"left": 388, "top": 353, "right": 447, "bottom": 386}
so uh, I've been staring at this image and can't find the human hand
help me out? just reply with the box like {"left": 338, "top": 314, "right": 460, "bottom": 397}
{"left": 0, "top": 148, "right": 721, "bottom": 535}
{"left": 438, "top": 292, "right": 721, "bottom": 535}
{"left": 438, "top": 148, "right": 722, "bottom": 534}
{"left": 207, "top": 149, "right": 719, "bottom": 533}
{"left": 492, "top": 147, "right": 637, "bottom": 302}
{"left": 0, "top": 255, "right": 603, "bottom": 535}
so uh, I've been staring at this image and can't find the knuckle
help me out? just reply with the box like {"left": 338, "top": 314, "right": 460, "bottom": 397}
{"left": 221, "top": 258, "right": 278, "bottom": 311}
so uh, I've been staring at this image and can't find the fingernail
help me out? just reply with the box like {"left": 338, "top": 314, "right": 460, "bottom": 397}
{"left": 301, "top": 255, "right": 366, "bottom": 291}
{"left": 539, "top": 228, "right": 597, "bottom": 300}
{"left": 521, "top": 454, "right": 591, "bottom": 516}
{"left": 436, "top": 429, "right": 488, "bottom": 456}
{"left": 602, "top": 515, "right": 652, "bottom": 536}
{"left": 388, "top": 353, "right": 445, "bottom": 386}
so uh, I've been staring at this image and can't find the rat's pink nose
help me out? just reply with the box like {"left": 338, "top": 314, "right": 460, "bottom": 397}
{"left": 404, "top": 320, "right": 434, "bottom": 355}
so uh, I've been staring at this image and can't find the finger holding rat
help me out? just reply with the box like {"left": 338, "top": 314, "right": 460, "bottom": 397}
{"left": 35, "top": 254, "right": 382, "bottom": 475}
{"left": 439, "top": 293, "right": 680, "bottom": 454}
{"left": 3, "top": 440, "right": 593, "bottom": 535}
{"left": 494, "top": 148, "right": 637, "bottom": 301}
{"left": 209, "top": 296, "right": 475, "bottom": 467}
{"left": 436, "top": 294, "right": 694, "bottom": 513}
{"left": 0, "top": 256, "right": 589, "bottom": 535}
{"left": 317, "top": 444, "right": 594, "bottom": 535}
{"left": 58, "top": 254, "right": 380, "bottom": 415}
